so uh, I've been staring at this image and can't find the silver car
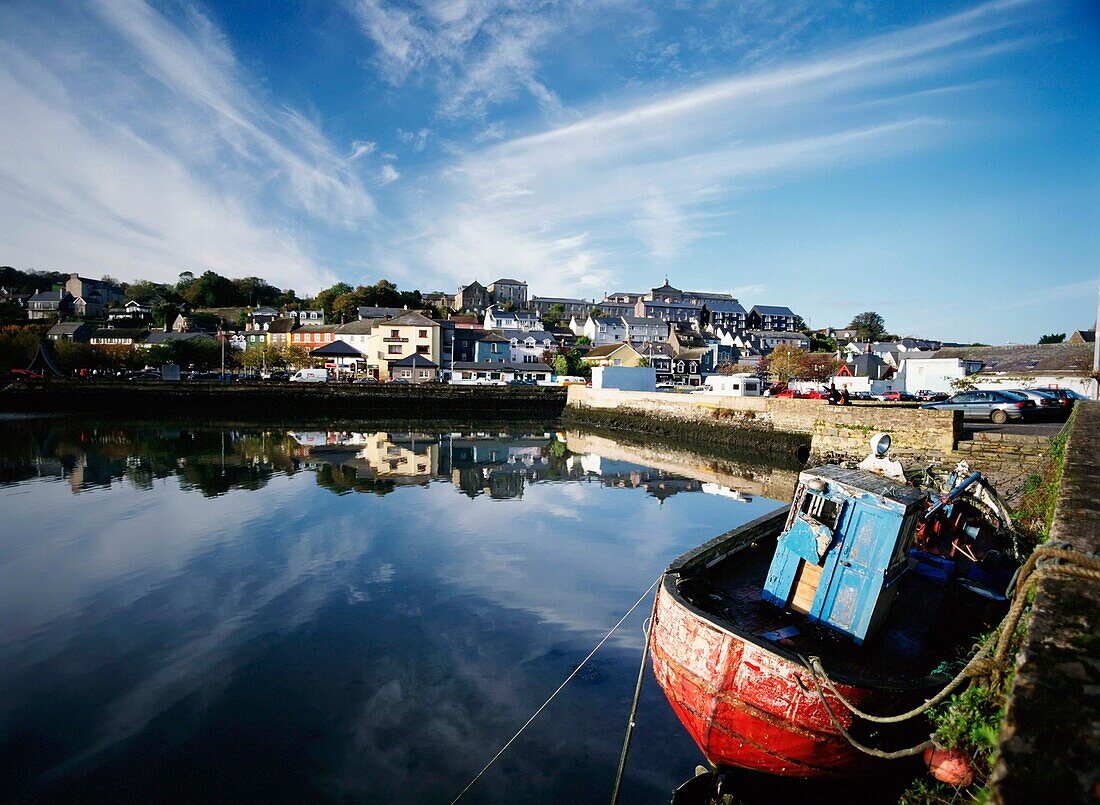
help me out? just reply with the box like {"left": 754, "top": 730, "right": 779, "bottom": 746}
{"left": 920, "top": 389, "right": 1036, "bottom": 424}
{"left": 1005, "top": 389, "right": 1065, "bottom": 418}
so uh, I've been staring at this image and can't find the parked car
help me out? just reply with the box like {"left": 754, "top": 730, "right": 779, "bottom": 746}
{"left": 1005, "top": 389, "right": 1066, "bottom": 418}
{"left": 874, "top": 390, "right": 917, "bottom": 401}
{"left": 353, "top": 376, "right": 378, "bottom": 385}
{"left": 1037, "top": 387, "right": 1081, "bottom": 411}
{"left": 916, "top": 390, "right": 949, "bottom": 402}
{"left": 128, "top": 371, "right": 161, "bottom": 382}
{"left": 921, "top": 389, "right": 1036, "bottom": 424}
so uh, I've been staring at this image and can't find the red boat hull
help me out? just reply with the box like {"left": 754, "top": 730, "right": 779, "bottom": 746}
{"left": 651, "top": 576, "right": 907, "bottom": 778}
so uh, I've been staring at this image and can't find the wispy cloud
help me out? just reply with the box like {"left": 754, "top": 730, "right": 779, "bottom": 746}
{"left": 350, "top": 0, "right": 588, "bottom": 119}
{"left": 0, "top": 0, "right": 377, "bottom": 291}
{"left": 374, "top": 0, "right": 1036, "bottom": 296}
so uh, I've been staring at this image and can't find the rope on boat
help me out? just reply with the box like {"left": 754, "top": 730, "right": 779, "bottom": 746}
{"left": 797, "top": 542, "right": 1100, "bottom": 759}
{"left": 449, "top": 576, "right": 662, "bottom": 805}
{"left": 610, "top": 592, "right": 660, "bottom": 805}
{"left": 800, "top": 642, "right": 999, "bottom": 726}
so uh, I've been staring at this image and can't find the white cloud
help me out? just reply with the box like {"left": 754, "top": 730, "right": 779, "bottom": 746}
{"left": 0, "top": 0, "right": 375, "bottom": 291}
{"left": 378, "top": 164, "right": 402, "bottom": 185}
{"left": 349, "top": 140, "right": 379, "bottom": 160}
{"left": 350, "top": 0, "right": 578, "bottom": 118}
{"left": 373, "top": 1, "right": 1034, "bottom": 296}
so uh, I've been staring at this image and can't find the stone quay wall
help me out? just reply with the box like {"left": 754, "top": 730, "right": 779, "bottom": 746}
{"left": 992, "top": 402, "right": 1100, "bottom": 803}
{"left": 565, "top": 386, "right": 960, "bottom": 462}
{"left": 0, "top": 380, "right": 569, "bottom": 421}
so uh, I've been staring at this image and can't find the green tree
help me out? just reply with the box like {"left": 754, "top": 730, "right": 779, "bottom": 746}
{"left": 314, "top": 282, "right": 354, "bottom": 320}
{"left": 543, "top": 303, "right": 566, "bottom": 327}
{"left": 1038, "top": 333, "right": 1066, "bottom": 344}
{"left": 792, "top": 314, "right": 808, "bottom": 332}
{"left": 182, "top": 271, "right": 239, "bottom": 308}
{"left": 848, "top": 311, "right": 886, "bottom": 342}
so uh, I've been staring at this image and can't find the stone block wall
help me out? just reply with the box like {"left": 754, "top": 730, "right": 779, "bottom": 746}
{"left": 992, "top": 402, "right": 1099, "bottom": 803}
{"left": 566, "top": 387, "right": 959, "bottom": 462}
{"left": 951, "top": 432, "right": 1054, "bottom": 503}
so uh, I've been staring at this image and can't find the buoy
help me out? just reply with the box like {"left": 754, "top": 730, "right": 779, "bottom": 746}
{"left": 924, "top": 746, "right": 975, "bottom": 787}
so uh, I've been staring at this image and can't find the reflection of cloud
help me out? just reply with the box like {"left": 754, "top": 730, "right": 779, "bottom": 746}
{"left": 0, "top": 425, "right": 789, "bottom": 798}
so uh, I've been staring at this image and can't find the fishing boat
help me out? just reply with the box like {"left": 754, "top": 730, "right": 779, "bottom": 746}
{"left": 650, "top": 435, "right": 1017, "bottom": 778}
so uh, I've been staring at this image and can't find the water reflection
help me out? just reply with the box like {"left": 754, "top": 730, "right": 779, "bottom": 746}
{"left": 0, "top": 420, "right": 795, "bottom": 803}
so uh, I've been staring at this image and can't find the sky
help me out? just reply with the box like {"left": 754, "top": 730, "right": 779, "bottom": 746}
{"left": 0, "top": 0, "right": 1097, "bottom": 343}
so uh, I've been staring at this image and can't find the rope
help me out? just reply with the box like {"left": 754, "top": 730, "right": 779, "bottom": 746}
{"left": 799, "top": 660, "right": 935, "bottom": 760}
{"left": 796, "top": 542, "right": 1100, "bottom": 759}
{"left": 801, "top": 641, "right": 999, "bottom": 725}
{"left": 450, "top": 576, "right": 662, "bottom": 805}
{"left": 610, "top": 591, "right": 660, "bottom": 805}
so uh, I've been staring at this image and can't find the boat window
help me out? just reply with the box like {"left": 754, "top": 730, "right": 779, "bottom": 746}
{"left": 800, "top": 491, "right": 841, "bottom": 529}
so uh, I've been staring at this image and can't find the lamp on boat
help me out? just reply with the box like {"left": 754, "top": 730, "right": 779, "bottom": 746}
{"left": 858, "top": 433, "right": 905, "bottom": 481}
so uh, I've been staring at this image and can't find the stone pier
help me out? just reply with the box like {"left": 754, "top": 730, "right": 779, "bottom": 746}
{"left": 992, "top": 402, "right": 1100, "bottom": 803}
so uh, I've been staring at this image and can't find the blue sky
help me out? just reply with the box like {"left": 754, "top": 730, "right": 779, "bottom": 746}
{"left": 0, "top": 0, "right": 1097, "bottom": 342}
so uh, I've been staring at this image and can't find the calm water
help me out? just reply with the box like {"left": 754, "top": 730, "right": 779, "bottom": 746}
{"left": 0, "top": 419, "right": 786, "bottom": 803}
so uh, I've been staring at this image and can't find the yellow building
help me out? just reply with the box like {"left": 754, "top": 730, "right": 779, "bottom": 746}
{"left": 365, "top": 312, "right": 441, "bottom": 380}
{"left": 583, "top": 341, "right": 643, "bottom": 368}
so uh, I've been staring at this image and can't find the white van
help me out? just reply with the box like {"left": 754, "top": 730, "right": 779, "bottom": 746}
{"left": 699, "top": 373, "right": 762, "bottom": 396}
{"left": 289, "top": 368, "right": 328, "bottom": 383}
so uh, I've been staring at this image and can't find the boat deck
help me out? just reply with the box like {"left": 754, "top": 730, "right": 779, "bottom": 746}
{"left": 675, "top": 535, "right": 1002, "bottom": 686}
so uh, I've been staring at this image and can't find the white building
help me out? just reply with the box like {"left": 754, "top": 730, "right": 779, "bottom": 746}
{"left": 499, "top": 329, "right": 558, "bottom": 363}
{"left": 484, "top": 305, "right": 540, "bottom": 332}
{"left": 583, "top": 315, "right": 627, "bottom": 345}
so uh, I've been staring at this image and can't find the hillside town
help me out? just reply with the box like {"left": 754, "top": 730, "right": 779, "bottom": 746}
{"left": 1, "top": 268, "right": 1096, "bottom": 398}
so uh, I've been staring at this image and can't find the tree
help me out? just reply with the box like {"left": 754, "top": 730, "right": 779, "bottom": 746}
{"left": 543, "top": 303, "right": 566, "bottom": 327}
{"left": 552, "top": 354, "right": 569, "bottom": 376}
{"left": 754, "top": 355, "right": 770, "bottom": 383}
{"left": 799, "top": 352, "right": 840, "bottom": 383}
{"left": 1039, "top": 333, "right": 1066, "bottom": 344}
{"left": 848, "top": 311, "right": 886, "bottom": 342}
{"left": 792, "top": 314, "right": 808, "bottom": 332}
{"left": 636, "top": 356, "right": 651, "bottom": 368}
{"left": 314, "top": 282, "right": 353, "bottom": 320}
{"left": 768, "top": 344, "right": 807, "bottom": 382}
{"left": 807, "top": 329, "right": 837, "bottom": 352}
{"left": 182, "top": 271, "right": 239, "bottom": 308}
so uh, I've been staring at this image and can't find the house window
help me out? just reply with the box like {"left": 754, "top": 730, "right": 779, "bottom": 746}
{"left": 419, "top": 370, "right": 430, "bottom": 378}
{"left": 388, "top": 345, "right": 402, "bottom": 354}
{"left": 613, "top": 359, "right": 622, "bottom": 366}
{"left": 419, "top": 329, "right": 427, "bottom": 338}
{"left": 417, "top": 345, "right": 429, "bottom": 354}
{"left": 390, "top": 329, "right": 399, "bottom": 338}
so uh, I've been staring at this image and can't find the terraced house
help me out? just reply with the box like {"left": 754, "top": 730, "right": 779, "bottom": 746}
{"left": 373, "top": 312, "right": 440, "bottom": 381}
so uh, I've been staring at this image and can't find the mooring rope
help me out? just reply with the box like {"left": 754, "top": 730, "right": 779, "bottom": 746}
{"left": 450, "top": 576, "right": 662, "bottom": 805}
{"left": 610, "top": 589, "right": 660, "bottom": 805}
{"left": 797, "top": 542, "right": 1100, "bottom": 759}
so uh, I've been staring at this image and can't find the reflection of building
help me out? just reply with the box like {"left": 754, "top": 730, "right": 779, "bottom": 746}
{"left": 356, "top": 432, "right": 438, "bottom": 479}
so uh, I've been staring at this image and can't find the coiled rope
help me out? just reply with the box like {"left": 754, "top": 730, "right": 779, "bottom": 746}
{"left": 798, "top": 542, "right": 1100, "bottom": 758}
{"left": 449, "top": 576, "right": 661, "bottom": 804}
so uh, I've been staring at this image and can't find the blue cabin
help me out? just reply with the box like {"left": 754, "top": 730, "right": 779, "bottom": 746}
{"left": 762, "top": 465, "right": 928, "bottom": 644}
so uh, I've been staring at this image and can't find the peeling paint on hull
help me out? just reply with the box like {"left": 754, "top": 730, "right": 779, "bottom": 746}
{"left": 651, "top": 576, "right": 903, "bottom": 778}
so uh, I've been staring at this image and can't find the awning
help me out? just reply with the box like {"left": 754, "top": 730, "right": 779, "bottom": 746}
{"left": 310, "top": 340, "right": 364, "bottom": 357}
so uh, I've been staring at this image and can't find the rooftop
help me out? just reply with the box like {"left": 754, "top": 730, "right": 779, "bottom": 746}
{"left": 932, "top": 343, "right": 1094, "bottom": 374}
{"left": 751, "top": 305, "right": 796, "bottom": 317}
